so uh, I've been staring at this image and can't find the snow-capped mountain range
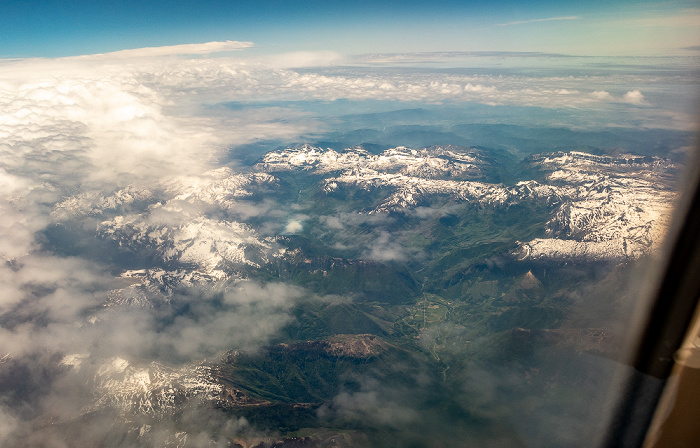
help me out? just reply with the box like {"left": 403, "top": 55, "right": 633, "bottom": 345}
{"left": 60, "top": 354, "right": 224, "bottom": 417}
{"left": 519, "top": 151, "right": 678, "bottom": 259}
{"left": 258, "top": 143, "right": 494, "bottom": 179}
{"left": 260, "top": 145, "right": 679, "bottom": 260}
{"left": 43, "top": 144, "right": 680, "bottom": 434}
{"left": 50, "top": 144, "right": 679, "bottom": 304}
{"left": 53, "top": 169, "right": 281, "bottom": 301}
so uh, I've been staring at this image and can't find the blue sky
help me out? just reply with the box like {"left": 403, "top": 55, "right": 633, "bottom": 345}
{"left": 1, "top": 0, "right": 699, "bottom": 58}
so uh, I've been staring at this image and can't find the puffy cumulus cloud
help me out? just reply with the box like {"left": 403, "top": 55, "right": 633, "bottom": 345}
{"left": 0, "top": 57, "right": 323, "bottom": 190}
{"left": 464, "top": 82, "right": 497, "bottom": 93}
{"left": 622, "top": 89, "right": 647, "bottom": 105}
{"left": 44, "top": 54, "right": 647, "bottom": 111}
{"left": 591, "top": 90, "right": 614, "bottom": 100}
{"left": 0, "top": 73, "right": 197, "bottom": 187}
{"left": 284, "top": 219, "right": 304, "bottom": 234}
{"left": 279, "top": 71, "right": 503, "bottom": 103}
{"left": 264, "top": 69, "right": 659, "bottom": 109}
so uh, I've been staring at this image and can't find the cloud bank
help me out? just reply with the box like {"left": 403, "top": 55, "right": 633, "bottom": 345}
{"left": 0, "top": 43, "right": 321, "bottom": 444}
{"left": 86, "top": 40, "right": 254, "bottom": 59}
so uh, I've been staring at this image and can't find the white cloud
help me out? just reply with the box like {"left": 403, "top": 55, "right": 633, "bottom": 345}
{"left": 0, "top": 60, "right": 325, "bottom": 189}
{"left": 0, "top": 276, "right": 304, "bottom": 361}
{"left": 71, "top": 40, "right": 254, "bottom": 60}
{"left": 0, "top": 45, "right": 330, "bottom": 386}
{"left": 363, "top": 231, "right": 408, "bottom": 262}
{"left": 591, "top": 90, "right": 613, "bottom": 100}
{"left": 153, "top": 281, "right": 304, "bottom": 360}
{"left": 0, "top": 45, "right": 680, "bottom": 117}
{"left": 622, "top": 89, "right": 647, "bottom": 105}
{"left": 284, "top": 219, "right": 304, "bottom": 234}
{"left": 464, "top": 83, "right": 497, "bottom": 93}
{"left": 327, "top": 377, "right": 419, "bottom": 428}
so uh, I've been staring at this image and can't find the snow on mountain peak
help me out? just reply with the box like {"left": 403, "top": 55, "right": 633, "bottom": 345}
{"left": 263, "top": 145, "right": 677, "bottom": 260}
{"left": 258, "top": 144, "right": 489, "bottom": 179}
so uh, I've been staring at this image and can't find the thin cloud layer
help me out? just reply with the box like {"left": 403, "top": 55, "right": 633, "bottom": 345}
{"left": 498, "top": 16, "right": 581, "bottom": 26}
{"left": 84, "top": 40, "right": 254, "bottom": 59}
